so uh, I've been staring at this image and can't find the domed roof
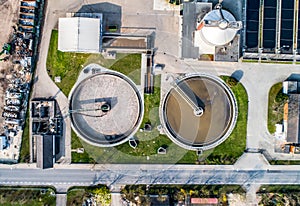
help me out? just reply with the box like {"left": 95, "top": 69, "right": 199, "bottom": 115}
{"left": 198, "top": 9, "right": 240, "bottom": 46}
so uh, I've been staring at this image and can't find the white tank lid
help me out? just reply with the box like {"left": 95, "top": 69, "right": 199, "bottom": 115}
{"left": 199, "top": 9, "right": 239, "bottom": 46}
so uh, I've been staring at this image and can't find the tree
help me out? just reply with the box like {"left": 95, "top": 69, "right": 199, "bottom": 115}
{"left": 88, "top": 186, "right": 111, "bottom": 206}
{"left": 174, "top": 190, "right": 185, "bottom": 202}
{"left": 157, "top": 190, "right": 167, "bottom": 203}
{"left": 275, "top": 91, "right": 288, "bottom": 104}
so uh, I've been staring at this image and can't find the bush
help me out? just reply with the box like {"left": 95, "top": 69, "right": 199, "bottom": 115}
{"left": 226, "top": 76, "right": 238, "bottom": 87}
{"left": 87, "top": 186, "right": 111, "bottom": 206}
{"left": 275, "top": 91, "right": 288, "bottom": 103}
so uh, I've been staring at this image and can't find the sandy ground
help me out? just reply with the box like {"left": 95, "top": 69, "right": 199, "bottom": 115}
{"left": 0, "top": 0, "right": 19, "bottom": 132}
{"left": 227, "top": 193, "right": 247, "bottom": 206}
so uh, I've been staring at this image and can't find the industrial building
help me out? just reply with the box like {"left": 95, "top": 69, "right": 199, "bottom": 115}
{"left": 182, "top": 2, "right": 242, "bottom": 61}
{"left": 161, "top": 73, "right": 237, "bottom": 151}
{"left": 30, "top": 98, "right": 62, "bottom": 168}
{"left": 58, "top": 12, "right": 153, "bottom": 53}
{"left": 69, "top": 64, "right": 143, "bottom": 147}
{"left": 35, "top": 134, "right": 55, "bottom": 169}
{"left": 277, "top": 81, "right": 300, "bottom": 154}
{"left": 244, "top": 0, "right": 300, "bottom": 61}
{"left": 58, "top": 14, "right": 103, "bottom": 53}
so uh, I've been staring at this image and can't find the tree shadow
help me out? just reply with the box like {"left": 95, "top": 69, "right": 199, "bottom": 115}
{"left": 231, "top": 70, "right": 244, "bottom": 82}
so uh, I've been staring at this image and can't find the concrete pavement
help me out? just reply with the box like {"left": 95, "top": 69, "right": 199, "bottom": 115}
{"left": 234, "top": 153, "right": 269, "bottom": 170}
{"left": 244, "top": 184, "right": 261, "bottom": 206}
{"left": 56, "top": 194, "right": 67, "bottom": 206}
{"left": 111, "top": 192, "right": 124, "bottom": 206}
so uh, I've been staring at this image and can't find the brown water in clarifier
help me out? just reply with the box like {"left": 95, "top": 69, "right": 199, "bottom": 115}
{"left": 164, "top": 77, "right": 233, "bottom": 146}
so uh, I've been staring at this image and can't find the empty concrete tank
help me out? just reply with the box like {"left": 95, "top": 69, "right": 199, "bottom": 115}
{"left": 69, "top": 68, "right": 143, "bottom": 147}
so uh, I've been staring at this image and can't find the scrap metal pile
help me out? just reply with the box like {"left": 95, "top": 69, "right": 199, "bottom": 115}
{"left": 1, "top": 0, "right": 43, "bottom": 152}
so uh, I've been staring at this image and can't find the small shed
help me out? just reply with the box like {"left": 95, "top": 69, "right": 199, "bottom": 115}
{"left": 191, "top": 198, "right": 218, "bottom": 205}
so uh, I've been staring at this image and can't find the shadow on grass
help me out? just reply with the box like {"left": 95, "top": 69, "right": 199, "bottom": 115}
{"left": 202, "top": 76, "right": 248, "bottom": 165}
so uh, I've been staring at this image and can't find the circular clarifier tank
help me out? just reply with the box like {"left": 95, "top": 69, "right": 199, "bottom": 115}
{"left": 161, "top": 74, "right": 237, "bottom": 150}
{"left": 69, "top": 70, "right": 143, "bottom": 147}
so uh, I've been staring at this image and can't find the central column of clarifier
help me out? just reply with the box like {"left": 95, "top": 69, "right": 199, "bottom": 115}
{"left": 174, "top": 82, "right": 205, "bottom": 117}
{"left": 101, "top": 102, "right": 111, "bottom": 112}
{"left": 194, "top": 107, "right": 204, "bottom": 117}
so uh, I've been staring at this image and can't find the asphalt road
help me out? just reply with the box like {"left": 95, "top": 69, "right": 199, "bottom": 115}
{"left": 1, "top": 165, "right": 300, "bottom": 188}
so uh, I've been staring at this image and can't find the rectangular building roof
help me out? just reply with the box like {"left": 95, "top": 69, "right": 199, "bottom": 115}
{"left": 182, "top": 2, "right": 212, "bottom": 58}
{"left": 287, "top": 94, "right": 300, "bottom": 143}
{"left": 191, "top": 198, "right": 218, "bottom": 205}
{"left": 58, "top": 17, "right": 102, "bottom": 53}
{"left": 36, "top": 135, "right": 54, "bottom": 169}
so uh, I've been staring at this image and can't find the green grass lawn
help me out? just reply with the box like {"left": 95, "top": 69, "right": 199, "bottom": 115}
{"left": 258, "top": 185, "right": 300, "bottom": 193}
{"left": 242, "top": 59, "right": 299, "bottom": 64}
{"left": 71, "top": 130, "right": 95, "bottom": 164}
{"left": 202, "top": 76, "right": 248, "bottom": 164}
{"left": 242, "top": 59, "right": 259, "bottom": 63}
{"left": 269, "top": 160, "right": 300, "bottom": 165}
{"left": 46, "top": 30, "right": 141, "bottom": 96}
{"left": 109, "top": 54, "right": 141, "bottom": 85}
{"left": 67, "top": 189, "right": 86, "bottom": 206}
{"left": 19, "top": 110, "right": 30, "bottom": 163}
{"left": 267, "top": 82, "right": 288, "bottom": 134}
{"left": 0, "top": 187, "right": 56, "bottom": 206}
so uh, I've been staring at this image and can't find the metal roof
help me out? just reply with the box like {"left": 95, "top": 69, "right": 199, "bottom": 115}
{"left": 36, "top": 135, "right": 54, "bottom": 169}
{"left": 58, "top": 17, "right": 101, "bottom": 53}
{"left": 287, "top": 94, "right": 300, "bottom": 143}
